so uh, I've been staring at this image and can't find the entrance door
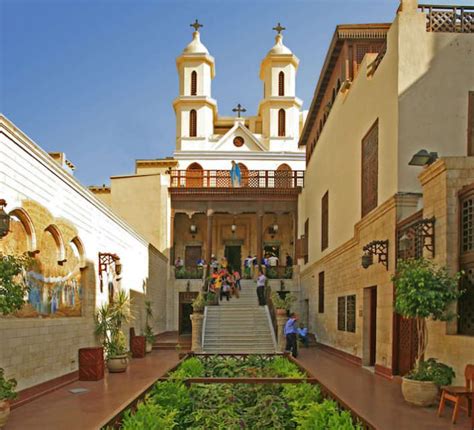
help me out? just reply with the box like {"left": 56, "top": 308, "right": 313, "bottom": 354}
{"left": 394, "top": 316, "right": 418, "bottom": 375}
{"left": 179, "top": 292, "right": 198, "bottom": 335}
{"left": 363, "top": 286, "right": 377, "bottom": 366}
{"left": 185, "top": 245, "right": 202, "bottom": 268}
{"left": 225, "top": 246, "right": 241, "bottom": 273}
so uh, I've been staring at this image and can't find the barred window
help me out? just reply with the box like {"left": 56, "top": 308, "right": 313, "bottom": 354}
{"left": 337, "top": 295, "right": 356, "bottom": 332}
{"left": 189, "top": 109, "right": 197, "bottom": 137}
{"left": 461, "top": 196, "right": 474, "bottom": 253}
{"left": 318, "top": 272, "right": 325, "bottom": 313}
{"left": 191, "top": 71, "right": 197, "bottom": 96}
{"left": 337, "top": 297, "right": 346, "bottom": 331}
{"left": 278, "top": 109, "right": 286, "bottom": 137}
{"left": 278, "top": 71, "right": 285, "bottom": 96}
{"left": 361, "top": 120, "right": 378, "bottom": 217}
{"left": 321, "top": 191, "right": 329, "bottom": 251}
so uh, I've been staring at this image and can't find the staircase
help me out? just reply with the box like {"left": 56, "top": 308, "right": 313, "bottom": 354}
{"left": 202, "top": 280, "right": 278, "bottom": 353}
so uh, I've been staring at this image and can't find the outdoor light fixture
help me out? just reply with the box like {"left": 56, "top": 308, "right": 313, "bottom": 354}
{"left": 398, "top": 232, "right": 412, "bottom": 252}
{"left": 189, "top": 224, "right": 197, "bottom": 238}
{"left": 231, "top": 223, "right": 237, "bottom": 233}
{"left": 397, "top": 217, "right": 435, "bottom": 258}
{"left": 98, "top": 252, "right": 121, "bottom": 293}
{"left": 408, "top": 149, "right": 438, "bottom": 166}
{"left": 361, "top": 240, "right": 389, "bottom": 270}
{"left": 0, "top": 200, "right": 11, "bottom": 239}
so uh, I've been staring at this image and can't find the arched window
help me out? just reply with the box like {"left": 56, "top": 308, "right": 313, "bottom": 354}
{"left": 9, "top": 207, "right": 37, "bottom": 253}
{"left": 186, "top": 162, "right": 203, "bottom": 187}
{"left": 70, "top": 236, "right": 86, "bottom": 269}
{"left": 44, "top": 224, "right": 66, "bottom": 264}
{"left": 278, "top": 109, "right": 286, "bottom": 137}
{"left": 191, "top": 71, "right": 197, "bottom": 96}
{"left": 276, "top": 163, "right": 292, "bottom": 188}
{"left": 189, "top": 109, "right": 197, "bottom": 137}
{"left": 278, "top": 71, "right": 285, "bottom": 96}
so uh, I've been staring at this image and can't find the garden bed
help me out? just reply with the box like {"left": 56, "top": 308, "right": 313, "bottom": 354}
{"left": 103, "top": 353, "right": 374, "bottom": 429}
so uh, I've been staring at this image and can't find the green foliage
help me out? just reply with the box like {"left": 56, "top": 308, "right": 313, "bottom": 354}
{"left": 282, "top": 383, "right": 322, "bottom": 417}
{"left": 0, "top": 368, "right": 17, "bottom": 401}
{"left": 406, "top": 358, "right": 455, "bottom": 386}
{"left": 0, "top": 253, "right": 32, "bottom": 315}
{"left": 266, "top": 356, "right": 304, "bottom": 378}
{"left": 393, "top": 258, "right": 461, "bottom": 321}
{"left": 170, "top": 357, "right": 204, "bottom": 379}
{"left": 175, "top": 267, "right": 203, "bottom": 279}
{"left": 271, "top": 292, "right": 297, "bottom": 310}
{"left": 143, "top": 301, "right": 156, "bottom": 344}
{"left": 293, "top": 400, "right": 361, "bottom": 430}
{"left": 95, "top": 290, "right": 132, "bottom": 358}
{"left": 191, "top": 293, "right": 207, "bottom": 313}
{"left": 122, "top": 401, "right": 178, "bottom": 430}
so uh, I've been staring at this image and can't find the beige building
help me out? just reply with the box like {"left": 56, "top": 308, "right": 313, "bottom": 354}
{"left": 297, "top": 0, "right": 474, "bottom": 382}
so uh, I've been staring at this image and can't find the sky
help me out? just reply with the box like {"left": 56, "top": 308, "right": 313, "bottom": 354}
{"left": 1, "top": 0, "right": 468, "bottom": 185}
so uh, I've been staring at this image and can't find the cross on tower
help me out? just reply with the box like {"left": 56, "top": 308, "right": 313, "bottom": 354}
{"left": 272, "top": 22, "right": 286, "bottom": 35}
{"left": 190, "top": 19, "right": 203, "bottom": 32}
{"left": 232, "top": 103, "right": 246, "bottom": 118}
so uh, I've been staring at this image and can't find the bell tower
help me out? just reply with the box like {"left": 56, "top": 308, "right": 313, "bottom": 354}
{"left": 258, "top": 23, "right": 302, "bottom": 151}
{"left": 173, "top": 20, "right": 217, "bottom": 151}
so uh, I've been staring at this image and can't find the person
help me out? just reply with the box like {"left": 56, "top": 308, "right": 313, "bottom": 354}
{"left": 196, "top": 257, "right": 205, "bottom": 267}
{"left": 297, "top": 323, "right": 309, "bottom": 348}
{"left": 221, "top": 256, "right": 228, "bottom": 270}
{"left": 244, "top": 255, "right": 253, "bottom": 279}
{"left": 221, "top": 279, "right": 231, "bottom": 301}
{"left": 230, "top": 160, "right": 241, "bottom": 187}
{"left": 284, "top": 313, "right": 298, "bottom": 357}
{"left": 268, "top": 254, "right": 279, "bottom": 267}
{"left": 256, "top": 269, "right": 266, "bottom": 306}
{"left": 210, "top": 255, "right": 219, "bottom": 271}
{"left": 286, "top": 253, "right": 293, "bottom": 267}
{"left": 175, "top": 257, "right": 184, "bottom": 268}
{"left": 233, "top": 269, "right": 241, "bottom": 291}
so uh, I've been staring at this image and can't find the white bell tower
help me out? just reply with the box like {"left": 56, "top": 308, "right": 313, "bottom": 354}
{"left": 258, "top": 23, "right": 302, "bottom": 152}
{"left": 173, "top": 20, "right": 217, "bottom": 151}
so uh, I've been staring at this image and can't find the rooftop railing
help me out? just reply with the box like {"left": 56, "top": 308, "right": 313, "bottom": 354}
{"left": 170, "top": 169, "right": 305, "bottom": 189}
{"left": 419, "top": 4, "right": 474, "bottom": 33}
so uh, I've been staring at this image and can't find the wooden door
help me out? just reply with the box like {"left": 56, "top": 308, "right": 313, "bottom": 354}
{"left": 185, "top": 246, "right": 202, "bottom": 268}
{"left": 394, "top": 315, "right": 418, "bottom": 375}
{"left": 225, "top": 246, "right": 241, "bottom": 273}
{"left": 369, "top": 287, "right": 377, "bottom": 366}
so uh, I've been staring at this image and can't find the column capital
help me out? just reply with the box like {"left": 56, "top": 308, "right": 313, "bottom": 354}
{"left": 206, "top": 208, "right": 214, "bottom": 217}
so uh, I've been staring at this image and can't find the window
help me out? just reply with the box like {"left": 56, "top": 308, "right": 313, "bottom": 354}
{"left": 469, "top": 92, "right": 474, "bottom": 156}
{"left": 337, "top": 295, "right": 356, "bottom": 332}
{"left": 361, "top": 120, "right": 378, "bottom": 217}
{"left": 189, "top": 109, "right": 197, "bottom": 137}
{"left": 278, "top": 71, "right": 285, "bottom": 96}
{"left": 191, "top": 71, "right": 197, "bottom": 96}
{"left": 318, "top": 271, "right": 325, "bottom": 313}
{"left": 278, "top": 109, "right": 286, "bottom": 137}
{"left": 321, "top": 191, "right": 329, "bottom": 251}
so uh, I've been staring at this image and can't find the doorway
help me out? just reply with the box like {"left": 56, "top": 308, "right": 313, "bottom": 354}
{"left": 179, "top": 292, "right": 198, "bottom": 335}
{"left": 185, "top": 245, "right": 202, "bottom": 268}
{"left": 363, "top": 286, "right": 377, "bottom": 367}
{"left": 225, "top": 245, "right": 241, "bottom": 273}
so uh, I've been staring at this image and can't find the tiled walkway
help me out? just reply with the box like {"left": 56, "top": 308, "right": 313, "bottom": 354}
{"left": 297, "top": 347, "right": 472, "bottom": 430}
{"left": 5, "top": 350, "right": 179, "bottom": 430}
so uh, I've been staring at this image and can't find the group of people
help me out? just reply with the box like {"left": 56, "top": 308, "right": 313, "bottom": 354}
{"left": 207, "top": 256, "right": 242, "bottom": 302}
{"left": 243, "top": 252, "right": 293, "bottom": 278}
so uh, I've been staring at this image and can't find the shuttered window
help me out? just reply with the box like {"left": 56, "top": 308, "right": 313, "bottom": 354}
{"left": 361, "top": 120, "right": 379, "bottom": 217}
{"left": 337, "top": 295, "right": 356, "bottom": 332}
{"left": 278, "top": 71, "right": 285, "bottom": 96}
{"left": 321, "top": 191, "right": 329, "bottom": 251}
{"left": 189, "top": 109, "right": 197, "bottom": 137}
{"left": 337, "top": 297, "right": 346, "bottom": 331}
{"left": 191, "top": 71, "right": 197, "bottom": 96}
{"left": 318, "top": 271, "right": 325, "bottom": 313}
{"left": 278, "top": 109, "right": 286, "bottom": 137}
{"left": 304, "top": 218, "right": 309, "bottom": 264}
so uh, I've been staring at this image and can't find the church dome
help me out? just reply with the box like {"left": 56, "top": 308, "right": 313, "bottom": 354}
{"left": 183, "top": 31, "right": 209, "bottom": 55}
{"left": 267, "top": 34, "right": 292, "bottom": 56}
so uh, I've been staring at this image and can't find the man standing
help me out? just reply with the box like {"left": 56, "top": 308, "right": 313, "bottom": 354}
{"left": 256, "top": 269, "right": 266, "bottom": 306}
{"left": 284, "top": 313, "right": 298, "bottom": 357}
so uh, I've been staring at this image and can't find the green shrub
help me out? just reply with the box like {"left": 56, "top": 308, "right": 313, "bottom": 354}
{"left": 0, "top": 253, "right": 32, "bottom": 315}
{"left": 121, "top": 401, "right": 177, "bottom": 430}
{"left": 0, "top": 368, "right": 17, "bottom": 400}
{"left": 266, "top": 356, "right": 304, "bottom": 378}
{"left": 293, "top": 400, "right": 361, "bottom": 430}
{"left": 406, "top": 358, "right": 455, "bottom": 386}
{"left": 170, "top": 357, "right": 204, "bottom": 379}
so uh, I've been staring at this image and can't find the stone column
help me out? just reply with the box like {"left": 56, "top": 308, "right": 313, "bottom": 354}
{"left": 206, "top": 209, "right": 214, "bottom": 274}
{"left": 190, "top": 313, "right": 204, "bottom": 352}
{"left": 276, "top": 311, "right": 288, "bottom": 352}
{"left": 256, "top": 210, "right": 264, "bottom": 264}
{"left": 170, "top": 209, "right": 175, "bottom": 263}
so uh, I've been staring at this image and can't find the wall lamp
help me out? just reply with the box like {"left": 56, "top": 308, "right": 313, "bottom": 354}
{"left": 269, "top": 222, "right": 279, "bottom": 238}
{"left": 361, "top": 240, "right": 389, "bottom": 270}
{"left": 408, "top": 149, "right": 438, "bottom": 166}
{"left": 189, "top": 224, "right": 197, "bottom": 238}
{"left": 398, "top": 217, "right": 435, "bottom": 257}
{"left": 0, "top": 200, "right": 11, "bottom": 239}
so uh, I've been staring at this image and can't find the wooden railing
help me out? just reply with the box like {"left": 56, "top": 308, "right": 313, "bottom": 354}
{"left": 170, "top": 169, "right": 304, "bottom": 189}
{"left": 419, "top": 4, "right": 474, "bottom": 33}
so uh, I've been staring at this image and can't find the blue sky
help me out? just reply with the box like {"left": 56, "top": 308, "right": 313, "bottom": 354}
{"left": 1, "top": 0, "right": 466, "bottom": 185}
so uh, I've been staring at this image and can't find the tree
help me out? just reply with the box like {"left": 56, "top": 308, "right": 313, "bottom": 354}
{"left": 0, "top": 253, "right": 32, "bottom": 315}
{"left": 392, "top": 258, "right": 462, "bottom": 368}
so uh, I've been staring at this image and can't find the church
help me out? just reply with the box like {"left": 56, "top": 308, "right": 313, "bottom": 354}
{"left": 90, "top": 20, "right": 307, "bottom": 333}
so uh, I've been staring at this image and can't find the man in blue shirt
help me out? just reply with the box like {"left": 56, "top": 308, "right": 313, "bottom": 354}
{"left": 297, "top": 323, "right": 309, "bottom": 347}
{"left": 284, "top": 313, "right": 298, "bottom": 358}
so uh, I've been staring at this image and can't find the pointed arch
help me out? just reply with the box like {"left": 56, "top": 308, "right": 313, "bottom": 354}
{"left": 276, "top": 163, "right": 292, "bottom": 188}
{"left": 191, "top": 71, "right": 197, "bottom": 96}
{"left": 189, "top": 109, "right": 197, "bottom": 137}
{"left": 278, "top": 71, "right": 285, "bottom": 96}
{"left": 44, "top": 224, "right": 66, "bottom": 264}
{"left": 278, "top": 109, "right": 286, "bottom": 137}
{"left": 186, "top": 162, "right": 203, "bottom": 187}
{"left": 8, "top": 207, "right": 37, "bottom": 253}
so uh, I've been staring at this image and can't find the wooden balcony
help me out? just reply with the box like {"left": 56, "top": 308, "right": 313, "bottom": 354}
{"left": 170, "top": 169, "right": 304, "bottom": 189}
{"left": 419, "top": 4, "right": 474, "bottom": 33}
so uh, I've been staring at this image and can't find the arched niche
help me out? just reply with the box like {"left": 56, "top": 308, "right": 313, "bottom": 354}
{"left": 8, "top": 207, "right": 38, "bottom": 254}
{"left": 44, "top": 224, "right": 66, "bottom": 264}
{"left": 70, "top": 236, "right": 86, "bottom": 269}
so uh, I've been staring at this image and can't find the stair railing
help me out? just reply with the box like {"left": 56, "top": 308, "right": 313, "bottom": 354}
{"left": 201, "top": 306, "right": 208, "bottom": 351}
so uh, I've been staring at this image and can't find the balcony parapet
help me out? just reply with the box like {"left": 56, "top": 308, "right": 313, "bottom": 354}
{"left": 418, "top": 4, "right": 474, "bottom": 33}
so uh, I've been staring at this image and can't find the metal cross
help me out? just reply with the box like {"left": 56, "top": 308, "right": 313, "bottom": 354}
{"left": 273, "top": 22, "right": 286, "bottom": 34}
{"left": 232, "top": 103, "right": 246, "bottom": 118}
{"left": 190, "top": 19, "right": 203, "bottom": 32}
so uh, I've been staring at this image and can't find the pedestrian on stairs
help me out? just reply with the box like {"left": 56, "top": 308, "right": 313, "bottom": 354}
{"left": 233, "top": 269, "right": 241, "bottom": 291}
{"left": 256, "top": 269, "right": 266, "bottom": 306}
{"left": 284, "top": 313, "right": 298, "bottom": 358}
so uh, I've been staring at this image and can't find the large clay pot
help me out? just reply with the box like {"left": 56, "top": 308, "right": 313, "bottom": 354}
{"left": 0, "top": 400, "right": 10, "bottom": 429}
{"left": 401, "top": 377, "right": 438, "bottom": 406}
{"left": 276, "top": 308, "right": 287, "bottom": 316}
{"left": 146, "top": 341, "right": 153, "bottom": 353}
{"left": 107, "top": 354, "right": 129, "bottom": 373}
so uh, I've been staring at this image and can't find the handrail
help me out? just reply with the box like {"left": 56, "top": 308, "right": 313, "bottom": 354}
{"left": 264, "top": 305, "right": 279, "bottom": 352}
{"left": 201, "top": 306, "right": 208, "bottom": 351}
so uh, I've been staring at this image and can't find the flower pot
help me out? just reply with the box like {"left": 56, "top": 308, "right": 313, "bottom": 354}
{"left": 0, "top": 400, "right": 10, "bottom": 429}
{"left": 276, "top": 308, "right": 287, "bottom": 316}
{"left": 107, "top": 354, "right": 129, "bottom": 373}
{"left": 401, "top": 377, "right": 439, "bottom": 406}
{"left": 146, "top": 341, "right": 153, "bottom": 353}
{"left": 78, "top": 347, "right": 104, "bottom": 381}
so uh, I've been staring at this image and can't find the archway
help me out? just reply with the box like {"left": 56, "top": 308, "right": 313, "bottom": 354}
{"left": 8, "top": 207, "right": 37, "bottom": 253}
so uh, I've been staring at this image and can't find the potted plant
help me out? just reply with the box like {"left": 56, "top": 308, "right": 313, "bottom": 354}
{"left": 0, "top": 253, "right": 32, "bottom": 315}
{"left": 271, "top": 291, "right": 296, "bottom": 316}
{"left": 95, "top": 290, "right": 132, "bottom": 373}
{"left": 392, "top": 258, "right": 461, "bottom": 406}
{"left": 0, "top": 368, "right": 17, "bottom": 428}
{"left": 191, "top": 293, "right": 207, "bottom": 314}
{"left": 143, "top": 301, "right": 155, "bottom": 353}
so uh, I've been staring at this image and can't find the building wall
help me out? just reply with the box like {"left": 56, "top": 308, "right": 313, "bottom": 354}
{"left": 0, "top": 116, "right": 168, "bottom": 390}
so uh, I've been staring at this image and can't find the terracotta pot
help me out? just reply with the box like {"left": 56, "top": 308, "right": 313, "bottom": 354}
{"left": 0, "top": 400, "right": 10, "bottom": 429}
{"left": 146, "top": 341, "right": 153, "bottom": 353}
{"left": 401, "top": 377, "right": 439, "bottom": 406}
{"left": 276, "top": 308, "right": 287, "bottom": 316}
{"left": 107, "top": 354, "right": 129, "bottom": 373}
